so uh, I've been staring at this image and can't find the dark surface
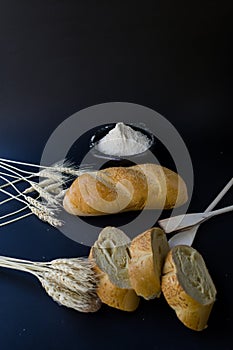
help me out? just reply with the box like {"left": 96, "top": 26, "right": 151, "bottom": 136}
{"left": 0, "top": 1, "right": 232, "bottom": 349}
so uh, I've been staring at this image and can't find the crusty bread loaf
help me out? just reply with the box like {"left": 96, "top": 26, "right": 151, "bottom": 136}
{"left": 63, "top": 163, "right": 188, "bottom": 216}
{"left": 89, "top": 248, "right": 140, "bottom": 312}
{"left": 128, "top": 227, "right": 169, "bottom": 299}
{"left": 92, "top": 226, "right": 131, "bottom": 289}
{"left": 161, "top": 245, "right": 217, "bottom": 331}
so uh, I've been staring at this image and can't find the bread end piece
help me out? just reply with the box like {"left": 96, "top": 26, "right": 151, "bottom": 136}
{"left": 92, "top": 226, "right": 132, "bottom": 289}
{"left": 162, "top": 245, "right": 217, "bottom": 331}
{"left": 89, "top": 248, "right": 140, "bottom": 312}
{"left": 128, "top": 227, "right": 169, "bottom": 300}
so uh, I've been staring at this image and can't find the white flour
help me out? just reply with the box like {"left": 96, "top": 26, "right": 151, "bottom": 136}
{"left": 95, "top": 122, "right": 151, "bottom": 156}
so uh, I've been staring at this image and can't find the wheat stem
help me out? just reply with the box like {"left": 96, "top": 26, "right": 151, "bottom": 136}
{"left": 0, "top": 157, "right": 95, "bottom": 177}
{"left": 0, "top": 186, "right": 28, "bottom": 206}
{"left": 0, "top": 157, "right": 75, "bottom": 174}
{"left": 0, "top": 212, "right": 32, "bottom": 227}
{"left": 0, "top": 175, "right": 61, "bottom": 226}
{"left": 0, "top": 175, "right": 36, "bottom": 205}
{"left": 0, "top": 162, "right": 38, "bottom": 186}
{"left": 0, "top": 165, "right": 60, "bottom": 205}
{"left": 0, "top": 174, "right": 35, "bottom": 190}
{"left": 0, "top": 160, "right": 37, "bottom": 176}
{"left": 0, "top": 171, "right": 21, "bottom": 181}
{"left": 27, "top": 182, "right": 60, "bottom": 206}
{"left": 0, "top": 205, "right": 28, "bottom": 220}
{"left": 0, "top": 178, "right": 53, "bottom": 215}
{"left": 0, "top": 193, "right": 21, "bottom": 205}
{"left": 0, "top": 258, "right": 40, "bottom": 277}
{"left": 0, "top": 157, "right": 57, "bottom": 171}
{"left": 0, "top": 255, "right": 42, "bottom": 264}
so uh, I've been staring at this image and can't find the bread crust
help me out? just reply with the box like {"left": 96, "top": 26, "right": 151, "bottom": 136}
{"left": 128, "top": 228, "right": 169, "bottom": 299}
{"left": 89, "top": 248, "right": 140, "bottom": 312}
{"left": 92, "top": 226, "right": 132, "bottom": 289}
{"left": 63, "top": 164, "right": 188, "bottom": 216}
{"left": 161, "top": 246, "right": 216, "bottom": 331}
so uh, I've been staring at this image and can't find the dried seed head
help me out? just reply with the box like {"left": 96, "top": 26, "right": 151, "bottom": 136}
{"left": 39, "top": 258, "right": 101, "bottom": 313}
{"left": 29, "top": 182, "right": 59, "bottom": 206}
{"left": 29, "top": 206, "right": 63, "bottom": 227}
{"left": 25, "top": 196, "right": 57, "bottom": 215}
{"left": 55, "top": 189, "right": 67, "bottom": 200}
{"left": 49, "top": 258, "right": 99, "bottom": 287}
{"left": 43, "top": 182, "right": 63, "bottom": 195}
{"left": 38, "top": 169, "right": 63, "bottom": 182}
{"left": 40, "top": 278, "right": 101, "bottom": 313}
{"left": 0, "top": 255, "right": 101, "bottom": 313}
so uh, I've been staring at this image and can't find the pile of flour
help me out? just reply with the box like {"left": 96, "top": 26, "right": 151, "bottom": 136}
{"left": 95, "top": 122, "right": 151, "bottom": 156}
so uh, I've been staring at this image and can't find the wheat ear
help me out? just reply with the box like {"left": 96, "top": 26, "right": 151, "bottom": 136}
{"left": 0, "top": 256, "right": 101, "bottom": 313}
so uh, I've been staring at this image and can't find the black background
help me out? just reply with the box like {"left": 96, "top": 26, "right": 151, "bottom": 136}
{"left": 0, "top": 1, "right": 232, "bottom": 349}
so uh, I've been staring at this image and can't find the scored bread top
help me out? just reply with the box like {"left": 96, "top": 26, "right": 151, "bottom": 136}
{"left": 63, "top": 166, "right": 148, "bottom": 215}
{"left": 63, "top": 164, "right": 188, "bottom": 216}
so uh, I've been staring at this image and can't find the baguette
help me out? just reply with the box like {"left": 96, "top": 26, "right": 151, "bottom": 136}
{"left": 63, "top": 163, "right": 188, "bottom": 216}
{"left": 128, "top": 228, "right": 169, "bottom": 299}
{"left": 89, "top": 247, "right": 140, "bottom": 312}
{"left": 161, "top": 245, "right": 217, "bottom": 331}
{"left": 91, "top": 226, "right": 169, "bottom": 303}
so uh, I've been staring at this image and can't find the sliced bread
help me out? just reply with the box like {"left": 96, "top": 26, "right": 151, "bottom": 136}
{"left": 128, "top": 227, "right": 169, "bottom": 299}
{"left": 161, "top": 245, "right": 217, "bottom": 331}
{"left": 92, "top": 226, "right": 132, "bottom": 289}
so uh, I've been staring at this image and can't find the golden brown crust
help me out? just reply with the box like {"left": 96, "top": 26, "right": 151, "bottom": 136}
{"left": 128, "top": 228, "right": 169, "bottom": 300}
{"left": 63, "top": 164, "right": 188, "bottom": 216}
{"left": 161, "top": 246, "right": 216, "bottom": 331}
{"left": 89, "top": 248, "right": 140, "bottom": 312}
{"left": 162, "top": 167, "right": 187, "bottom": 209}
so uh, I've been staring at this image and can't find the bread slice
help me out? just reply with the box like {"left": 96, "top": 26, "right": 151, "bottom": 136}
{"left": 161, "top": 245, "right": 217, "bottom": 331}
{"left": 128, "top": 227, "right": 169, "bottom": 299}
{"left": 89, "top": 247, "right": 140, "bottom": 312}
{"left": 92, "top": 226, "right": 132, "bottom": 289}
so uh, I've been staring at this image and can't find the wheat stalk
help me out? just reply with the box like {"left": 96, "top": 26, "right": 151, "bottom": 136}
{"left": 0, "top": 157, "right": 111, "bottom": 227}
{"left": 0, "top": 163, "right": 61, "bottom": 204}
{"left": 0, "top": 190, "right": 62, "bottom": 228}
{"left": 0, "top": 159, "right": 93, "bottom": 198}
{"left": 0, "top": 175, "right": 62, "bottom": 227}
{"left": 0, "top": 157, "right": 94, "bottom": 177}
{"left": 29, "top": 206, "right": 63, "bottom": 227}
{"left": 0, "top": 163, "right": 63, "bottom": 227}
{"left": 0, "top": 256, "right": 101, "bottom": 313}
